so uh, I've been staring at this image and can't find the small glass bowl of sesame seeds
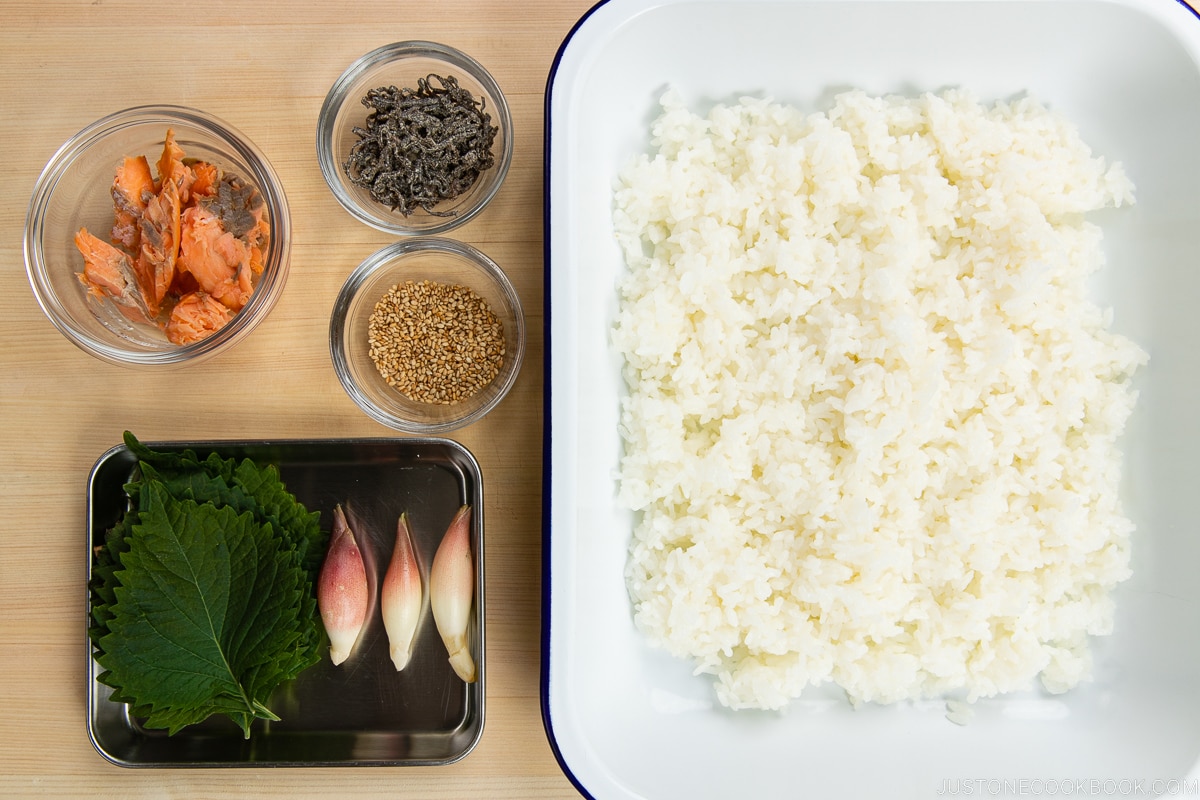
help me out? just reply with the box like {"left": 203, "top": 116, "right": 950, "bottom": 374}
{"left": 330, "top": 237, "right": 526, "bottom": 433}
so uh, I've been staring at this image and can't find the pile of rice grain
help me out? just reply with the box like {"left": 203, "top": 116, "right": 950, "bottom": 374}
{"left": 612, "top": 88, "right": 1146, "bottom": 710}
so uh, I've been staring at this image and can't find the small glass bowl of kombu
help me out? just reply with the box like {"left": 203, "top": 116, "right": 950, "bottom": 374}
{"left": 317, "top": 41, "right": 513, "bottom": 235}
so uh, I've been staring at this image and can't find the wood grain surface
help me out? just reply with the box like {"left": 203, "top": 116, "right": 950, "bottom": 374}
{"left": 0, "top": 1, "right": 597, "bottom": 797}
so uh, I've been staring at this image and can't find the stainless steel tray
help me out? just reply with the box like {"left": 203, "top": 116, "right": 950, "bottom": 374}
{"left": 85, "top": 437, "right": 485, "bottom": 767}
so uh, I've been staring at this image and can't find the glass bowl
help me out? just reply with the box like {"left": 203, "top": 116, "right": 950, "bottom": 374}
{"left": 24, "top": 106, "right": 291, "bottom": 368}
{"left": 316, "top": 41, "right": 513, "bottom": 235}
{"left": 330, "top": 238, "right": 526, "bottom": 433}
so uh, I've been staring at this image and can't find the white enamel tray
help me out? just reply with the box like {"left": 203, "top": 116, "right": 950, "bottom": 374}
{"left": 543, "top": 1, "right": 1200, "bottom": 797}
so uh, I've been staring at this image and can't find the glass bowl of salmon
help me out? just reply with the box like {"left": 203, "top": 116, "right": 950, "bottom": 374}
{"left": 24, "top": 106, "right": 291, "bottom": 368}
{"left": 329, "top": 238, "right": 526, "bottom": 434}
{"left": 317, "top": 41, "right": 513, "bottom": 235}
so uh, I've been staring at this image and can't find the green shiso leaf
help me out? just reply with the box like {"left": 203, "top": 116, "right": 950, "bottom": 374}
{"left": 120, "top": 430, "right": 325, "bottom": 574}
{"left": 88, "top": 432, "right": 326, "bottom": 738}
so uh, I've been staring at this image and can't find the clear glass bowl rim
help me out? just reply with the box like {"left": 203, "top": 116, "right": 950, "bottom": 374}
{"left": 315, "top": 40, "right": 514, "bottom": 236}
{"left": 23, "top": 104, "right": 291, "bottom": 367}
{"left": 329, "top": 236, "right": 526, "bottom": 434}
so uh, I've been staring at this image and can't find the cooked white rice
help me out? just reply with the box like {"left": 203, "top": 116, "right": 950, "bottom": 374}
{"left": 612, "top": 87, "right": 1145, "bottom": 710}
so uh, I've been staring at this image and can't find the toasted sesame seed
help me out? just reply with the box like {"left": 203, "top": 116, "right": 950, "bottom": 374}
{"left": 367, "top": 280, "right": 506, "bottom": 404}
